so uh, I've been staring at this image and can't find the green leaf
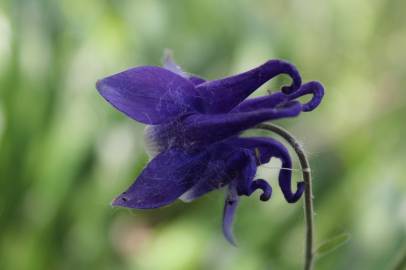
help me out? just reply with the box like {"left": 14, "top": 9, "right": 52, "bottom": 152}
{"left": 315, "top": 233, "right": 350, "bottom": 257}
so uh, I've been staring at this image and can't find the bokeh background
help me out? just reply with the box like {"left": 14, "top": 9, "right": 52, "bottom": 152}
{"left": 0, "top": 0, "right": 405, "bottom": 269}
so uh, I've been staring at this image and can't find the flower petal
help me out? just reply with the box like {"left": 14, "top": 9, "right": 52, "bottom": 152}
{"left": 288, "top": 81, "right": 324, "bottom": 112}
{"left": 233, "top": 81, "right": 324, "bottom": 113}
{"left": 112, "top": 148, "right": 209, "bottom": 209}
{"left": 223, "top": 184, "right": 240, "bottom": 246}
{"left": 196, "top": 60, "right": 301, "bottom": 113}
{"left": 180, "top": 145, "right": 256, "bottom": 202}
{"left": 146, "top": 101, "right": 302, "bottom": 153}
{"left": 231, "top": 92, "right": 288, "bottom": 113}
{"left": 188, "top": 76, "right": 206, "bottom": 85}
{"left": 229, "top": 137, "right": 304, "bottom": 203}
{"left": 180, "top": 101, "right": 302, "bottom": 147}
{"left": 96, "top": 66, "right": 202, "bottom": 124}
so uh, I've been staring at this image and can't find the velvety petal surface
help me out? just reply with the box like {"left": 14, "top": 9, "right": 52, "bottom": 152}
{"left": 145, "top": 101, "right": 302, "bottom": 153}
{"left": 288, "top": 81, "right": 324, "bottom": 112}
{"left": 180, "top": 101, "right": 302, "bottom": 147}
{"left": 180, "top": 144, "right": 256, "bottom": 202}
{"left": 188, "top": 76, "right": 206, "bottom": 85}
{"left": 231, "top": 92, "right": 288, "bottom": 113}
{"left": 196, "top": 60, "right": 302, "bottom": 113}
{"left": 112, "top": 148, "right": 209, "bottom": 209}
{"left": 233, "top": 81, "right": 325, "bottom": 113}
{"left": 113, "top": 142, "right": 258, "bottom": 208}
{"left": 96, "top": 66, "right": 202, "bottom": 124}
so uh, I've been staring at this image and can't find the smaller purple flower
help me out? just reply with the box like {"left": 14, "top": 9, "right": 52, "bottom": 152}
{"left": 96, "top": 52, "right": 324, "bottom": 245}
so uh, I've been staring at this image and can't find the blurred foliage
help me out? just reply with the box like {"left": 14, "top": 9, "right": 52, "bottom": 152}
{"left": 0, "top": 0, "right": 405, "bottom": 269}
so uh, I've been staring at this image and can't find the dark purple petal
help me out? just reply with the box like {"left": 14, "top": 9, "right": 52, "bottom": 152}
{"left": 96, "top": 66, "right": 202, "bottom": 124}
{"left": 181, "top": 145, "right": 256, "bottom": 202}
{"left": 231, "top": 92, "right": 288, "bottom": 113}
{"left": 180, "top": 101, "right": 302, "bottom": 147}
{"left": 223, "top": 184, "right": 240, "bottom": 246}
{"left": 229, "top": 137, "right": 304, "bottom": 203}
{"left": 196, "top": 60, "right": 301, "bottom": 113}
{"left": 188, "top": 76, "right": 206, "bottom": 85}
{"left": 145, "top": 101, "right": 302, "bottom": 153}
{"left": 112, "top": 148, "right": 208, "bottom": 209}
{"left": 288, "top": 81, "right": 324, "bottom": 112}
{"left": 231, "top": 81, "right": 324, "bottom": 113}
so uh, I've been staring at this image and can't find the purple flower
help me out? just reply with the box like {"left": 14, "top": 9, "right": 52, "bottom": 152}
{"left": 96, "top": 53, "right": 324, "bottom": 245}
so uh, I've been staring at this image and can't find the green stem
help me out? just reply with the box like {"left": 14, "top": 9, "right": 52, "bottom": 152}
{"left": 256, "top": 123, "right": 315, "bottom": 270}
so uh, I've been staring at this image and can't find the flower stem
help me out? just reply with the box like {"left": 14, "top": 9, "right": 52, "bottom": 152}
{"left": 256, "top": 123, "right": 315, "bottom": 270}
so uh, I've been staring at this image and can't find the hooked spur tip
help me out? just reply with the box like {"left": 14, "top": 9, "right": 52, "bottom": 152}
{"left": 285, "top": 181, "right": 305, "bottom": 203}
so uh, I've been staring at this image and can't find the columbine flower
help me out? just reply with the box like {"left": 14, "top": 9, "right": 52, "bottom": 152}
{"left": 96, "top": 52, "right": 324, "bottom": 244}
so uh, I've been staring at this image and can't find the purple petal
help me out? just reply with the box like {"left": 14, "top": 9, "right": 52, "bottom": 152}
{"left": 180, "top": 101, "right": 302, "bottom": 146}
{"left": 231, "top": 92, "right": 288, "bottom": 113}
{"left": 112, "top": 148, "right": 209, "bottom": 209}
{"left": 181, "top": 145, "right": 256, "bottom": 202}
{"left": 196, "top": 60, "right": 302, "bottom": 113}
{"left": 288, "top": 81, "right": 324, "bottom": 112}
{"left": 223, "top": 185, "right": 240, "bottom": 246}
{"left": 229, "top": 137, "right": 304, "bottom": 203}
{"left": 188, "top": 76, "right": 206, "bottom": 85}
{"left": 146, "top": 101, "right": 302, "bottom": 153}
{"left": 96, "top": 66, "right": 202, "bottom": 124}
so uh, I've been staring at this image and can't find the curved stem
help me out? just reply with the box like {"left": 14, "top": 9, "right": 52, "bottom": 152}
{"left": 256, "top": 123, "right": 315, "bottom": 270}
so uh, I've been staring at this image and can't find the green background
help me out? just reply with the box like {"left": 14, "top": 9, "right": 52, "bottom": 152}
{"left": 0, "top": 0, "right": 405, "bottom": 269}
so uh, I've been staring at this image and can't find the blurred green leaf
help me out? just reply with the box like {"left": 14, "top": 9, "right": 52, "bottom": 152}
{"left": 315, "top": 233, "right": 351, "bottom": 257}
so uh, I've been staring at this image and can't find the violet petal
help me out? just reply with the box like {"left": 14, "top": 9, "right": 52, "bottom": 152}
{"left": 180, "top": 101, "right": 302, "bottom": 147}
{"left": 288, "top": 81, "right": 324, "bottom": 112}
{"left": 112, "top": 148, "right": 209, "bottom": 209}
{"left": 96, "top": 66, "right": 202, "bottom": 124}
{"left": 196, "top": 60, "right": 301, "bottom": 113}
{"left": 188, "top": 76, "right": 206, "bottom": 85}
{"left": 231, "top": 92, "right": 288, "bottom": 113}
{"left": 181, "top": 145, "right": 256, "bottom": 202}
